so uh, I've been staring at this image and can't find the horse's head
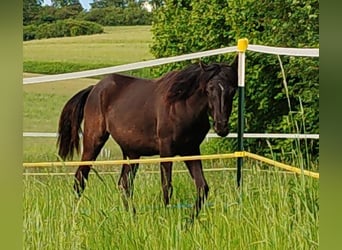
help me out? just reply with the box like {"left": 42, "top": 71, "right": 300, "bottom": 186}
{"left": 202, "top": 57, "right": 238, "bottom": 137}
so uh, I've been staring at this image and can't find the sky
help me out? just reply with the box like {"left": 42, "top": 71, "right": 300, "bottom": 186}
{"left": 43, "top": 0, "right": 93, "bottom": 11}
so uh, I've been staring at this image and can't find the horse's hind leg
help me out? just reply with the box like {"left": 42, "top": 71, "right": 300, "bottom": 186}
{"left": 118, "top": 152, "right": 140, "bottom": 211}
{"left": 74, "top": 126, "right": 109, "bottom": 196}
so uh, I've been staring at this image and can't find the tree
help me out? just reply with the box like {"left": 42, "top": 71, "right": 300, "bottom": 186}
{"left": 82, "top": 1, "right": 152, "bottom": 25}
{"left": 227, "top": 0, "right": 319, "bottom": 164}
{"left": 91, "top": 0, "right": 127, "bottom": 8}
{"left": 148, "top": 0, "right": 164, "bottom": 9}
{"left": 35, "top": 6, "right": 57, "bottom": 24}
{"left": 23, "top": 0, "right": 43, "bottom": 25}
{"left": 51, "top": 0, "right": 83, "bottom": 9}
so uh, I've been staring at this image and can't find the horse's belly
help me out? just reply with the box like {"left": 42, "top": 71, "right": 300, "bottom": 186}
{"left": 106, "top": 104, "right": 159, "bottom": 156}
{"left": 111, "top": 128, "right": 159, "bottom": 156}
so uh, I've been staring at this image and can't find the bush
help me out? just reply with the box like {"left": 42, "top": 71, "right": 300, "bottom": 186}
{"left": 150, "top": 0, "right": 319, "bottom": 167}
{"left": 23, "top": 19, "right": 104, "bottom": 41}
{"left": 23, "top": 25, "right": 38, "bottom": 41}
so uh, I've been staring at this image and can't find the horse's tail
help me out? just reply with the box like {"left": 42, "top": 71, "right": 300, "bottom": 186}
{"left": 57, "top": 85, "right": 94, "bottom": 160}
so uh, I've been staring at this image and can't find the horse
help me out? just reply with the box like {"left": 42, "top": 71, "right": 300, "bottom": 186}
{"left": 57, "top": 56, "right": 238, "bottom": 216}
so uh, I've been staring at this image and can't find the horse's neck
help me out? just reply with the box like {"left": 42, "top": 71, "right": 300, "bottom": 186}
{"left": 184, "top": 89, "right": 209, "bottom": 117}
{"left": 161, "top": 86, "right": 208, "bottom": 120}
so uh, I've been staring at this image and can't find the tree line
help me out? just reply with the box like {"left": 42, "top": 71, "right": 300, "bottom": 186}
{"left": 23, "top": 0, "right": 154, "bottom": 40}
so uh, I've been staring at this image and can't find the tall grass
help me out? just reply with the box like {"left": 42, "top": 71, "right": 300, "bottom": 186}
{"left": 264, "top": 56, "right": 319, "bottom": 171}
{"left": 23, "top": 160, "right": 318, "bottom": 249}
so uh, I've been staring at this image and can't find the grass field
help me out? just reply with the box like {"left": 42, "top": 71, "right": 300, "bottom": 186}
{"left": 23, "top": 165, "right": 318, "bottom": 249}
{"left": 23, "top": 26, "right": 319, "bottom": 249}
{"left": 23, "top": 26, "right": 153, "bottom": 65}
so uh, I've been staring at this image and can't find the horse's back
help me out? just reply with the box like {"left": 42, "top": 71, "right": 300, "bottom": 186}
{"left": 86, "top": 73, "right": 158, "bottom": 109}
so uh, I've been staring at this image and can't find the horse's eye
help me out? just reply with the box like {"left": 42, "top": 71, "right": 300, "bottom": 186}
{"left": 206, "top": 85, "right": 214, "bottom": 93}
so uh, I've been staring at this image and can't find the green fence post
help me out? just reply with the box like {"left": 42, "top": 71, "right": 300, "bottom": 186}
{"left": 237, "top": 38, "right": 248, "bottom": 188}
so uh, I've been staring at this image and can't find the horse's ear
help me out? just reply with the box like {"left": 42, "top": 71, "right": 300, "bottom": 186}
{"left": 231, "top": 54, "right": 238, "bottom": 72}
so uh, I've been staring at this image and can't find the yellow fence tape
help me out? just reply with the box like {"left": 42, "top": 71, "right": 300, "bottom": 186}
{"left": 23, "top": 151, "right": 319, "bottom": 179}
{"left": 23, "top": 152, "right": 240, "bottom": 168}
{"left": 244, "top": 152, "right": 319, "bottom": 179}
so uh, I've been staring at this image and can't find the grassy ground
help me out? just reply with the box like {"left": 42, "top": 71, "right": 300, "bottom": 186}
{"left": 23, "top": 162, "right": 318, "bottom": 249}
{"left": 23, "top": 26, "right": 153, "bottom": 65}
{"left": 23, "top": 26, "right": 319, "bottom": 249}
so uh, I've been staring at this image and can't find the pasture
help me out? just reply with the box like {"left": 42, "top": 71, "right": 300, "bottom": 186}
{"left": 23, "top": 26, "right": 153, "bottom": 66}
{"left": 23, "top": 26, "right": 319, "bottom": 249}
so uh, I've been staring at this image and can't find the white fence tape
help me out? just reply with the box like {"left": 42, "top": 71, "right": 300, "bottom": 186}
{"left": 23, "top": 132, "right": 319, "bottom": 139}
{"left": 23, "top": 46, "right": 237, "bottom": 84}
{"left": 23, "top": 44, "right": 319, "bottom": 141}
{"left": 23, "top": 45, "right": 319, "bottom": 84}
{"left": 248, "top": 45, "right": 319, "bottom": 57}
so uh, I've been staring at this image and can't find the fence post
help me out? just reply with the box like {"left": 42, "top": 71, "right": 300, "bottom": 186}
{"left": 237, "top": 38, "right": 248, "bottom": 188}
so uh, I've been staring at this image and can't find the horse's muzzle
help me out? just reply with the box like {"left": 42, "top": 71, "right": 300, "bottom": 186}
{"left": 214, "top": 122, "right": 229, "bottom": 137}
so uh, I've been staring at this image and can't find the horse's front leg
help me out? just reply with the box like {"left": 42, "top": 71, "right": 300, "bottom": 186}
{"left": 184, "top": 159, "right": 209, "bottom": 217}
{"left": 159, "top": 139, "right": 174, "bottom": 206}
{"left": 160, "top": 161, "right": 173, "bottom": 206}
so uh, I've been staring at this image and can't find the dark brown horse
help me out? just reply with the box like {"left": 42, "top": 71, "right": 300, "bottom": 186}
{"left": 57, "top": 56, "right": 238, "bottom": 216}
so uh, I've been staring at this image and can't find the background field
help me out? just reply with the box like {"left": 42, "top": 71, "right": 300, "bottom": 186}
{"left": 23, "top": 26, "right": 319, "bottom": 249}
{"left": 23, "top": 26, "right": 153, "bottom": 65}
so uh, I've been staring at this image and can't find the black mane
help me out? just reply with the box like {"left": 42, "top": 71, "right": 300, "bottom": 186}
{"left": 164, "top": 63, "right": 222, "bottom": 103}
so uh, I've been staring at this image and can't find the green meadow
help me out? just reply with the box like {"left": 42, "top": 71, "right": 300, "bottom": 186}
{"left": 23, "top": 26, "right": 153, "bottom": 66}
{"left": 23, "top": 26, "right": 319, "bottom": 249}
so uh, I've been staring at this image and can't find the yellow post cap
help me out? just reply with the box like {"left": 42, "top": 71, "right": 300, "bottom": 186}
{"left": 237, "top": 38, "right": 249, "bottom": 52}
